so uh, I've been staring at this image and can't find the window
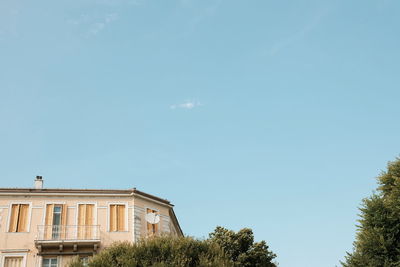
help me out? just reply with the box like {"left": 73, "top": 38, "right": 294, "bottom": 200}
{"left": 8, "top": 204, "right": 29, "bottom": 232}
{"left": 146, "top": 208, "right": 159, "bottom": 236}
{"left": 109, "top": 204, "right": 126, "bottom": 231}
{"left": 78, "top": 204, "right": 95, "bottom": 239}
{"left": 42, "top": 258, "right": 58, "bottom": 267}
{"left": 4, "top": 257, "right": 23, "bottom": 267}
{"left": 45, "top": 204, "right": 67, "bottom": 240}
{"left": 78, "top": 204, "right": 94, "bottom": 226}
{"left": 80, "top": 257, "right": 89, "bottom": 267}
{"left": 52, "top": 206, "right": 62, "bottom": 239}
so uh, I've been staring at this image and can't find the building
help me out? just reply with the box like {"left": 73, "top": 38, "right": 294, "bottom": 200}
{"left": 0, "top": 176, "right": 183, "bottom": 267}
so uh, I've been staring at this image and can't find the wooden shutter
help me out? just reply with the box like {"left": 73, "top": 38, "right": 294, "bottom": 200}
{"left": 147, "top": 218, "right": 152, "bottom": 233}
{"left": 86, "top": 204, "right": 94, "bottom": 225}
{"left": 8, "top": 204, "right": 29, "bottom": 232}
{"left": 45, "top": 204, "right": 54, "bottom": 239}
{"left": 4, "top": 257, "right": 23, "bottom": 267}
{"left": 154, "top": 220, "right": 158, "bottom": 234}
{"left": 110, "top": 205, "right": 116, "bottom": 232}
{"left": 45, "top": 204, "right": 54, "bottom": 225}
{"left": 117, "top": 205, "right": 125, "bottom": 231}
{"left": 17, "top": 204, "right": 29, "bottom": 232}
{"left": 78, "top": 204, "right": 86, "bottom": 239}
{"left": 8, "top": 204, "right": 20, "bottom": 232}
{"left": 86, "top": 204, "right": 94, "bottom": 239}
{"left": 78, "top": 204, "right": 94, "bottom": 239}
{"left": 110, "top": 205, "right": 125, "bottom": 232}
{"left": 78, "top": 205, "right": 85, "bottom": 225}
{"left": 61, "top": 204, "right": 67, "bottom": 238}
{"left": 61, "top": 204, "right": 67, "bottom": 225}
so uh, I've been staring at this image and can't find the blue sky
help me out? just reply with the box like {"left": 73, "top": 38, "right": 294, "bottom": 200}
{"left": 1, "top": 0, "right": 400, "bottom": 266}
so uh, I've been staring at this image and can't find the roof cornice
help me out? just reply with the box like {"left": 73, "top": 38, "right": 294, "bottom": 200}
{"left": 0, "top": 188, "right": 173, "bottom": 207}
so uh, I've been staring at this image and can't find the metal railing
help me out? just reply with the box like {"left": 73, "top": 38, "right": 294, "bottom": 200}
{"left": 36, "top": 225, "right": 100, "bottom": 241}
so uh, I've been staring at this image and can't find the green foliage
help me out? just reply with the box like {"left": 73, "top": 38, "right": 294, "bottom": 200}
{"left": 68, "top": 257, "right": 85, "bottom": 267}
{"left": 70, "top": 236, "right": 232, "bottom": 267}
{"left": 68, "top": 227, "right": 277, "bottom": 267}
{"left": 209, "top": 226, "right": 277, "bottom": 267}
{"left": 343, "top": 158, "right": 400, "bottom": 267}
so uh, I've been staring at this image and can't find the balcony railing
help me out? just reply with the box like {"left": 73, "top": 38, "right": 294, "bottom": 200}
{"left": 36, "top": 225, "right": 100, "bottom": 241}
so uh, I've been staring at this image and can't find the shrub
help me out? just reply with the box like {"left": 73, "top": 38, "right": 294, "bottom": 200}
{"left": 70, "top": 235, "right": 232, "bottom": 267}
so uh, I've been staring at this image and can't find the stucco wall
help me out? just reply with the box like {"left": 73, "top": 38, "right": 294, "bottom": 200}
{"left": 0, "top": 193, "right": 180, "bottom": 267}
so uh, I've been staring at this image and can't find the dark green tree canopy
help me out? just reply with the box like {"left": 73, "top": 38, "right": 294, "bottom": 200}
{"left": 209, "top": 226, "right": 277, "bottom": 267}
{"left": 70, "top": 236, "right": 231, "bottom": 267}
{"left": 69, "top": 227, "right": 277, "bottom": 267}
{"left": 343, "top": 157, "right": 400, "bottom": 267}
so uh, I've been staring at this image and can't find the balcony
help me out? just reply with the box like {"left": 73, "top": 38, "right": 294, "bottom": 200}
{"left": 35, "top": 225, "right": 101, "bottom": 256}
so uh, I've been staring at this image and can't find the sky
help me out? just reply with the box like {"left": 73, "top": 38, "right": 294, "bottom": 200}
{"left": 1, "top": 0, "right": 400, "bottom": 266}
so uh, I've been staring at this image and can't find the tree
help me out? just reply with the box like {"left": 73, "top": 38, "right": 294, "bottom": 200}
{"left": 69, "top": 227, "right": 277, "bottom": 267}
{"left": 209, "top": 226, "right": 277, "bottom": 267}
{"left": 343, "top": 157, "right": 400, "bottom": 267}
{"left": 69, "top": 236, "right": 232, "bottom": 267}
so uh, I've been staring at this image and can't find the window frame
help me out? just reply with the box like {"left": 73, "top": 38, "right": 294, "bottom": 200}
{"left": 40, "top": 256, "right": 60, "bottom": 267}
{"left": 74, "top": 202, "right": 98, "bottom": 240}
{"left": 144, "top": 206, "right": 160, "bottom": 236}
{"left": 80, "top": 256, "right": 89, "bottom": 267}
{"left": 41, "top": 257, "right": 59, "bottom": 267}
{"left": 1, "top": 252, "right": 28, "bottom": 267}
{"left": 74, "top": 202, "right": 98, "bottom": 226}
{"left": 41, "top": 202, "right": 66, "bottom": 226}
{"left": 41, "top": 202, "right": 68, "bottom": 241}
{"left": 107, "top": 202, "right": 128, "bottom": 232}
{"left": 6, "top": 202, "right": 32, "bottom": 233}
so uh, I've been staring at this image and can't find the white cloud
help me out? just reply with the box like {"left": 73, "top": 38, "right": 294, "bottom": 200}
{"left": 170, "top": 100, "right": 202, "bottom": 110}
{"left": 88, "top": 13, "right": 118, "bottom": 35}
{"left": 67, "top": 13, "right": 118, "bottom": 36}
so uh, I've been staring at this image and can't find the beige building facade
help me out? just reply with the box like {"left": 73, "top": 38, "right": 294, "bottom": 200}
{"left": 0, "top": 177, "right": 183, "bottom": 267}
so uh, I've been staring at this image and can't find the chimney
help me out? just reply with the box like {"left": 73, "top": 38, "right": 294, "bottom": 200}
{"left": 34, "top": 176, "right": 43, "bottom": 189}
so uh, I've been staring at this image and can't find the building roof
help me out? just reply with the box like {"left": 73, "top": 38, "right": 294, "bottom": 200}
{"left": 0, "top": 187, "right": 172, "bottom": 206}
